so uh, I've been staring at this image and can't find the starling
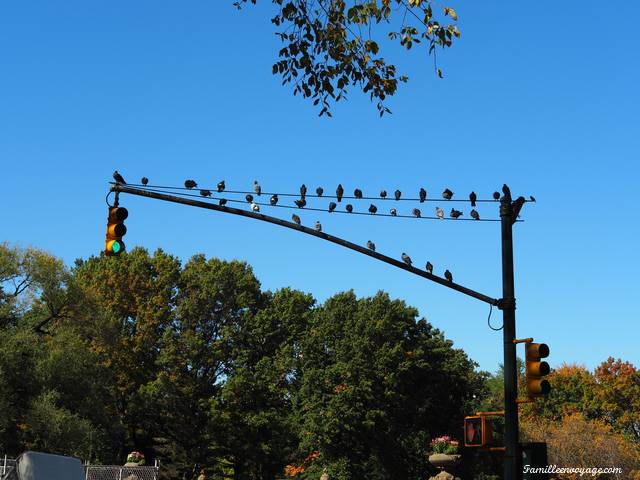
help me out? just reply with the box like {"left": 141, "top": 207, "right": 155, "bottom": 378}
{"left": 390, "top": 208, "right": 397, "bottom": 216}
{"left": 450, "top": 208, "right": 463, "bottom": 219}
{"left": 270, "top": 194, "right": 279, "bottom": 205}
{"left": 217, "top": 180, "right": 226, "bottom": 192}
{"left": 294, "top": 198, "right": 306, "bottom": 208}
{"left": 469, "top": 191, "right": 477, "bottom": 207}
{"left": 354, "top": 188, "right": 363, "bottom": 199}
{"left": 435, "top": 207, "right": 444, "bottom": 219}
{"left": 300, "top": 184, "right": 307, "bottom": 198}
{"left": 502, "top": 184, "right": 511, "bottom": 199}
{"left": 336, "top": 184, "right": 344, "bottom": 202}
{"left": 251, "top": 203, "right": 260, "bottom": 212}
{"left": 292, "top": 214, "right": 301, "bottom": 225}
{"left": 316, "top": 186, "right": 324, "bottom": 197}
{"left": 253, "top": 180, "right": 261, "bottom": 196}
{"left": 529, "top": 195, "right": 536, "bottom": 202}
{"left": 140, "top": 176, "right": 148, "bottom": 185}
{"left": 492, "top": 191, "right": 500, "bottom": 200}
{"left": 444, "top": 269, "right": 453, "bottom": 282}
{"left": 425, "top": 261, "right": 433, "bottom": 274}
{"left": 367, "top": 240, "right": 376, "bottom": 251}
{"left": 470, "top": 209, "right": 480, "bottom": 220}
{"left": 412, "top": 208, "right": 421, "bottom": 218}
{"left": 184, "top": 179, "right": 197, "bottom": 189}
{"left": 401, "top": 253, "right": 412, "bottom": 266}
{"left": 380, "top": 190, "right": 387, "bottom": 199}
{"left": 328, "top": 201, "right": 337, "bottom": 213}
{"left": 419, "top": 188, "right": 427, "bottom": 203}
{"left": 345, "top": 204, "right": 353, "bottom": 213}
{"left": 113, "top": 170, "right": 126, "bottom": 184}
{"left": 245, "top": 194, "right": 254, "bottom": 203}
{"left": 394, "top": 189, "right": 401, "bottom": 201}
{"left": 315, "top": 221, "right": 322, "bottom": 232}
{"left": 219, "top": 198, "right": 227, "bottom": 206}
{"left": 368, "top": 204, "right": 377, "bottom": 214}
{"left": 442, "top": 188, "right": 453, "bottom": 200}
{"left": 200, "top": 189, "right": 212, "bottom": 197}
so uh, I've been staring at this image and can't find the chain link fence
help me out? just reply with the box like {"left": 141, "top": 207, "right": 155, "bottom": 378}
{"left": 1, "top": 457, "right": 159, "bottom": 480}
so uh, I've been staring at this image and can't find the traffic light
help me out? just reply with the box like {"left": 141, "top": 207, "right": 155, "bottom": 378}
{"left": 525, "top": 342, "right": 551, "bottom": 398}
{"left": 105, "top": 206, "right": 128, "bottom": 255}
{"left": 464, "top": 415, "right": 494, "bottom": 448}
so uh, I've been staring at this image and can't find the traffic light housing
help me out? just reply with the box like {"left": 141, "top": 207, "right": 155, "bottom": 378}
{"left": 105, "top": 206, "right": 128, "bottom": 255}
{"left": 464, "top": 415, "right": 494, "bottom": 448}
{"left": 525, "top": 342, "right": 551, "bottom": 398}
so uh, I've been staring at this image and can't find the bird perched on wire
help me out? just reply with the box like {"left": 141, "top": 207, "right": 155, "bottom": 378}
{"left": 436, "top": 207, "right": 444, "bottom": 219}
{"left": 419, "top": 188, "right": 427, "bottom": 203}
{"left": 219, "top": 199, "right": 227, "bottom": 206}
{"left": 270, "top": 194, "right": 279, "bottom": 205}
{"left": 412, "top": 208, "right": 421, "bottom": 218}
{"left": 253, "top": 181, "right": 261, "bottom": 196}
{"left": 315, "top": 221, "right": 322, "bottom": 232}
{"left": 251, "top": 203, "right": 260, "bottom": 212}
{"left": 401, "top": 253, "right": 412, "bottom": 266}
{"left": 113, "top": 171, "right": 126, "bottom": 184}
{"left": 346, "top": 204, "right": 353, "bottom": 213}
{"left": 300, "top": 184, "right": 307, "bottom": 198}
{"left": 294, "top": 198, "right": 306, "bottom": 208}
{"left": 529, "top": 195, "right": 536, "bottom": 202}
{"left": 354, "top": 188, "right": 363, "bottom": 199}
{"left": 380, "top": 190, "right": 387, "bottom": 199}
{"left": 425, "top": 261, "right": 433, "bottom": 274}
{"left": 394, "top": 189, "right": 402, "bottom": 200}
{"left": 328, "top": 202, "right": 337, "bottom": 213}
{"left": 444, "top": 270, "right": 453, "bottom": 282}
{"left": 200, "top": 189, "right": 212, "bottom": 197}
{"left": 140, "top": 177, "right": 148, "bottom": 186}
{"left": 245, "top": 194, "right": 254, "bottom": 203}
{"left": 368, "top": 204, "right": 377, "bottom": 214}
{"left": 502, "top": 184, "right": 511, "bottom": 200}
{"left": 367, "top": 240, "right": 376, "bottom": 251}
{"left": 292, "top": 214, "right": 301, "bottom": 225}
{"left": 450, "top": 208, "right": 463, "bottom": 219}
{"left": 316, "top": 186, "right": 324, "bottom": 197}
{"left": 492, "top": 191, "right": 500, "bottom": 200}
{"left": 217, "top": 180, "right": 226, "bottom": 192}
{"left": 390, "top": 208, "right": 397, "bottom": 216}
{"left": 442, "top": 188, "right": 453, "bottom": 200}
{"left": 470, "top": 209, "right": 480, "bottom": 220}
{"left": 469, "top": 191, "right": 477, "bottom": 207}
{"left": 336, "top": 184, "right": 344, "bottom": 202}
{"left": 185, "top": 179, "right": 197, "bottom": 189}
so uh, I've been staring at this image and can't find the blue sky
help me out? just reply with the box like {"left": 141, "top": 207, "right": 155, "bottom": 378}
{"left": 1, "top": 1, "right": 638, "bottom": 373}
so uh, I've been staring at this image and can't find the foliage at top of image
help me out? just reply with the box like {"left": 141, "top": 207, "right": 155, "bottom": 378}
{"left": 235, "top": 0, "right": 460, "bottom": 116}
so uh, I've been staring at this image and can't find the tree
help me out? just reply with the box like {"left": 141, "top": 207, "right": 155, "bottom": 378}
{"left": 236, "top": 0, "right": 460, "bottom": 116}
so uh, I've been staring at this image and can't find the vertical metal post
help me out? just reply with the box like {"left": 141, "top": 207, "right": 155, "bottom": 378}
{"left": 501, "top": 196, "right": 521, "bottom": 480}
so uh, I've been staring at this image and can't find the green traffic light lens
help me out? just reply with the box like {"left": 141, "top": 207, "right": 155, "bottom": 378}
{"left": 112, "top": 241, "right": 122, "bottom": 253}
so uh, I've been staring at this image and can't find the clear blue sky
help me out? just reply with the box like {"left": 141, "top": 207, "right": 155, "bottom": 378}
{"left": 2, "top": 1, "right": 638, "bottom": 373}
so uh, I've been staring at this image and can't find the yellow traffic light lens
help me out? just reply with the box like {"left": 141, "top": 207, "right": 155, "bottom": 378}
{"left": 107, "top": 223, "right": 127, "bottom": 237}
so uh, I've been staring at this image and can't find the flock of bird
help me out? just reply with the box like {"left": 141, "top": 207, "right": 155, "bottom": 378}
{"left": 113, "top": 171, "right": 533, "bottom": 283}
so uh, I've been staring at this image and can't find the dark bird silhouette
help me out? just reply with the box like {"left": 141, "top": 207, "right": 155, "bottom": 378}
{"left": 336, "top": 184, "right": 344, "bottom": 202}
{"left": 217, "top": 180, "right": 226, "bottom": 192}
{"left": 367, "top": 240, "right": 376, "bottom": 251}
{"left": 502, "top": 184, "right": 512, "bottom": 200}
{"left": 368, "top": 204, "right": 377, "bottom": 214}
{"left": 219, "top": 199, "right": 227, "bottom": 206}
{"left": 401, "top": 253, "right": 412, "bottom": 266}
{"left": 200, "top": 189, "right": 212, "bottom": 197}
{"left": 444, "top": 270, "right": 453, "bottom": 282}
{"left": 470, "top": 209, "right": 480, "bottom": 220}
{"left": 245, "top": 194, "right": 254, "bottom": 203}
{"left": 425, "top": 261, "right": 433, "bottom": 274}
{"left": 493, "top": 191, "right": 500, "bottom": 200}
{"left": 469, "top": 191, "right": 477, "bottom": 207}
{"left": 292, "top": 214, "right": 301, "bottom": 225}
{"left": 435, "top": 207, "right": 444, "bottom": 219}
{"left": 315, "top": 221, "right": 322, "bottom": 232}
{"left": 354, "top": 188, "right": 363, "bottom": 199}
{"left": 316, "top": 186, "right": 324, "bottom": 197}
{"left": 419, "top": 188, "right": 427, "bottom": 203}
{"left": 251, "top": 203, "right": 260, "bottom": 212}
{"left": 270, "top": 194, "right": 279, "bottom": 205}
{"left": 300, "top": 184, "right": 307, "bottom": 198}
{"left": 253, "top": 181, "right": 261, "bottom": 196}
{"left": 390, "top": 208, "right": 397, "bottom": 216}
{"left": 394, "top": 189, "right": 401, "bottom": 200}
{"left": 185, "top": 179, "right": 197, "bottom": 189}
{"left": 450, "top": 208, "right": 463, "bottom": 219}
{"left": 529, "top": 195, "right": 536, "bottom": 202}
{"left": 380, "top": 190, "right": 387, "bottom": 199}
{"left": 294, "top": 198, "right": 306, "bottom": 208}
{"left": 412, "top": 208, "right": 421, "bottom": 218}
{"left": 345, "top": 204, "right": 353, "bottom": 213}
{"left": 442, "top": 188, "right": 454, "bottom": 200}
{"left": 328, "top": 202, "right": 337, "bottom": 213}
{"left": 140, "top": 177, "right": 148, "bottom": 185}
{"left": 113, "top": 171, "right": 126, "bottom": 184}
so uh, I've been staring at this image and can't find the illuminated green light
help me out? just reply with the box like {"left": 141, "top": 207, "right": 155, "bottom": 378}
{"left": 112, "top": 241, "right": 122, "bottom": 253}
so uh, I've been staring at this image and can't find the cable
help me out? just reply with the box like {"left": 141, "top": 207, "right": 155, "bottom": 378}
{"left": 487, "top": 304, "right": 503, "bottom": 331}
